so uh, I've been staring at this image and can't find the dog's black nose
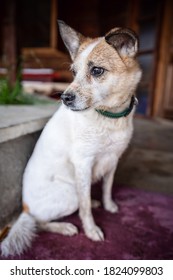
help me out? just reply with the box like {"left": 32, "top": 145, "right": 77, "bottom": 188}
{"left": 61, "top": 92, "right": 76, "bottom": 106}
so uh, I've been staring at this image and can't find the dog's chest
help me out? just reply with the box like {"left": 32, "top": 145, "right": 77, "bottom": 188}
{"left": 80, "top": 122, "right": 132, "bottom": 153}
{"left": 74, "top": 121, "right": 133, "bottom": 181}
{"left": 71, "top": 112, "right": 133, "bottom": 181}
{"left": 92, "top": 128, "right": 131, "bottom": 181}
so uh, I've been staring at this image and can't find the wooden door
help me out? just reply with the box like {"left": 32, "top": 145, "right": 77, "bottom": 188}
{"left": 154, "top": 0, "right": 173, "bottom": 119}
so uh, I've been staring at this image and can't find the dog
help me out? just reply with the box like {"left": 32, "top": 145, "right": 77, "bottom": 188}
{"left": 1, "top": 21, "right": 141, "bottom": 256}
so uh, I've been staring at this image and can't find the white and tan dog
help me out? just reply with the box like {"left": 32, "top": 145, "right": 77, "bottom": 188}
{"left": 1, "top": 21, "right": 141, "bottom": 256}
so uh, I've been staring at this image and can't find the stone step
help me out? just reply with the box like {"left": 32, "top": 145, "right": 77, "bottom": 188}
{"left": 0, "top": 104, "right": 59, "bottom": 228}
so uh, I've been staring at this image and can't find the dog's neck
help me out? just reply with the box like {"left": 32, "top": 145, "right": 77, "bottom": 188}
{"left": 95, "top": 95, "right": 138, "bottom": 119}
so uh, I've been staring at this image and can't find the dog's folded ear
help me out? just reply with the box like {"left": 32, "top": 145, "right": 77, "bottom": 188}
{"left": 105, "top": 28, "right": 138, "bottom": 57}
{"left": 58, "top": 20, "right": 84, "bottom": 60}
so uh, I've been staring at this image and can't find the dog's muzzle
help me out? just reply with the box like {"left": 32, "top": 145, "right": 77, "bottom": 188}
{"left": 61, "top": 92, "right": 76, "bottom": 107}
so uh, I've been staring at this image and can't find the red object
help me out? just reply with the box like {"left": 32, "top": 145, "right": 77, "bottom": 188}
{"left": 22, "top": 73, "right": 54, "bottom": 82}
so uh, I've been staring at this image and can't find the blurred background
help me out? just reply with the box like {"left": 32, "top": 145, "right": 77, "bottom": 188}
{"left": 0, "top": 0, "right": 173, "bottom": 118}
{"left": 0, "top": 1, "right": 173, "bottom": 258}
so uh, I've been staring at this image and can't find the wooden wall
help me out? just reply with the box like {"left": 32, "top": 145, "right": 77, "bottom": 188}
{"left": 0, "top": 0, "right": 173, "bottom": 118}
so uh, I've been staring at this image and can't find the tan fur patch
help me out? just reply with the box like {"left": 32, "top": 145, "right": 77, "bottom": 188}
{"left": 78, "top": 38, "right": 98, "bottom": 53}
{"left": 88, "top": 40, "right": 135, "bottom": 72}
{"left": 0, "top": 225, "right": 10, "bottom": 241}
{"left": 22, "top": 202, "right": 30, "bottom": 213}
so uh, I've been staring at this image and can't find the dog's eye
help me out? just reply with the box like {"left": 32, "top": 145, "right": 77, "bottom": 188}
{"left": 90, "top": 67, "right": 104, "bottom": 77}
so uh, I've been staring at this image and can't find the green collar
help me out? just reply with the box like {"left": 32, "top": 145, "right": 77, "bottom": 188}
{"left": 95, "top": 95, "right": 138, "bottom": 119}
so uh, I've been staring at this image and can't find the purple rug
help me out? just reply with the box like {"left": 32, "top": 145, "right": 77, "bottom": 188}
{"left": 1, "top": 184, "right": 173, "bottom": 260}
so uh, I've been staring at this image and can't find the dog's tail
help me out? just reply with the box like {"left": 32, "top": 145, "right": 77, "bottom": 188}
{"left": 1, "top": 212, "right": 37, "bottom": 257}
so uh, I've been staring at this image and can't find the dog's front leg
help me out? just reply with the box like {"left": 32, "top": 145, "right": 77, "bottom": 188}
{"left": 75, "top": 160, "right": 104, "bottom": 241}
{"left": 102, "top": 168, "right": 119, "bottom": 213}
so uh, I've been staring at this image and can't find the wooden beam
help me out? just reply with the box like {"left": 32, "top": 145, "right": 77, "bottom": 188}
{"left": 128, "top": 0, "right": 139, "bottom": 33}
{"left": 153, "top": 0, "right": 173, "bottom": 117}
{"left": 2, "top": 0, "right": 18, "bottom": 86}
{"left": 50, "top": 0, "right": 58, "bottom": 49}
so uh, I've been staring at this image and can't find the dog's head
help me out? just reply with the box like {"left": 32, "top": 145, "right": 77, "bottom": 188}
{"left": 59, "top": 21, "right": 141, "bottom": 112}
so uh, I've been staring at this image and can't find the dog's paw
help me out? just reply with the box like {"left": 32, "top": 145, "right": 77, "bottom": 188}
{"left": 41, "top": 222, "right": 78, "bottom": 236}
{"left": 60, "top": 223, "right": 78, "bottom": 236}
{"left": 104, "top": 200, "right": 119, "bottom": 213}
{"left": 85, "top": 225, "right": 104, "bottom": 242}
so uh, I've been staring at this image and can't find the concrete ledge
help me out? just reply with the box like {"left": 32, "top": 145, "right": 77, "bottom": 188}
{"left": 0, "top": 104, "right": 59, "bottom": 143}
{"left": 0, "top": 131, "right": 41, "bottom": 228}
{"left": 0, "top": 103, "right": 59, "bottom": 228}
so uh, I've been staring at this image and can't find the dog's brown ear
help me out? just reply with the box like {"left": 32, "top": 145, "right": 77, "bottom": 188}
{"left": 105, "top": 28, "right": 138, "bottom": 57}
{"left": 58, "top": 20, "right": 84, "bottom": 60}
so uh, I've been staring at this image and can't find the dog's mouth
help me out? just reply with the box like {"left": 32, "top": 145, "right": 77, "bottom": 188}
{"left": 61, "top": 92, "right": 91, "bottom": 112}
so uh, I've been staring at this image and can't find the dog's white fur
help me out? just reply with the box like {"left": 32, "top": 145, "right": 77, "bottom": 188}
{"left": 1, "top": 22, "right": 141, "bottom": 256}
